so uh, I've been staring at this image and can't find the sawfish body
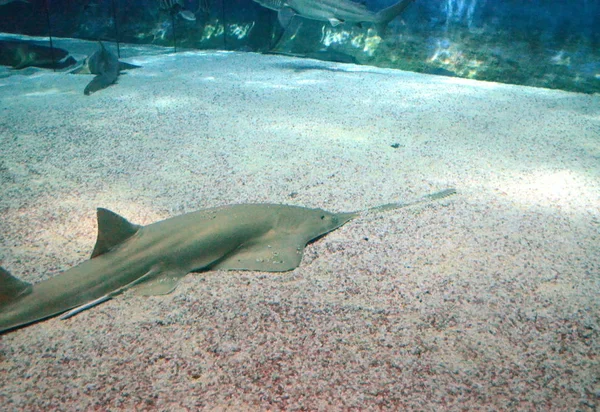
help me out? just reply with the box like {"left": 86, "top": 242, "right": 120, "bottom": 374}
{"left": 254, "top": 0, "right": 415, "bottom": 28}
{"left": 0, "top": 0, "right": 29, "bottom": 6}
{"left": 83, "top": 42, "right": 120, "bottom": 95}
{"left": 0, "top": 189, "right": 455, "bottom": 333}
{"left": 0, "top": 39, "right": 75, "bottom": 70}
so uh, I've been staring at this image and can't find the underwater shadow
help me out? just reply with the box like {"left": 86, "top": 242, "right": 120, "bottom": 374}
{"left": 271, "top": 61, "right": 356, "bottom": 73}
{"left": 270, "top": 59, "right": 395, "bottom": 76}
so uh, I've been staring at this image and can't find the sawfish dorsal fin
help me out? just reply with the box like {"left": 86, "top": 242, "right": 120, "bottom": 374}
{"left": 0, "top": 267, "right": 32, "bottom": 307}
{"left": 91, "top": 208, "right": 141, "bottom": 258}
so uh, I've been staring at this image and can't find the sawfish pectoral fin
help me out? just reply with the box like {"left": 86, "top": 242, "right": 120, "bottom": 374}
{"left": 328, "top": 17, "right": 342, "bottom": 26}
{"left": 58, "top": 267, "right": 186, "bottom": 320}
{"left": 210, "top": 232, "right": 309, "bottom": 272}
{"left": 111, "top": 266, "right": 187, "bottom": 296}
{"left": 130, "top": 269, "right": 188, "bottom": 296}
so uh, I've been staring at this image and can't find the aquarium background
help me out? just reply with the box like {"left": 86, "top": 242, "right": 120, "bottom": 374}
{"left": 0, "top": 0, "right": 598, "bottom": 93}
{"left": 1, "top": 1, "right": 599, "bottom": 410}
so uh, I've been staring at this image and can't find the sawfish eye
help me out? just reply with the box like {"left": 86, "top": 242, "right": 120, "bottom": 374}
{"left": 320, "top": 215, "right": 325, "bottom": 220}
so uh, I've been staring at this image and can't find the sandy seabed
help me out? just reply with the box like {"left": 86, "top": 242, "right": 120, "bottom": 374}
{"left": 0, "top": 36, "right": 598, "bottom": 411}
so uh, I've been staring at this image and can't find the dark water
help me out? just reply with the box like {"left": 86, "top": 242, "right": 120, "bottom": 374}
{"left": 0, "top": 0, "right": 598, "bottom": 93}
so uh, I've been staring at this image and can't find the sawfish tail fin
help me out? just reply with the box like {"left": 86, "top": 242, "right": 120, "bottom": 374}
{"left": 375, "top": 0, "right": 415, "bottom": 29}
{"left": 365, "top": 188, "right": 457, "bottom": 215}
{"left": 0, "top": 267, "right": 32, "bottom": 308}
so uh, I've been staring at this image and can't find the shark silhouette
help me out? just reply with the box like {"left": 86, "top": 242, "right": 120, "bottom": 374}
{"left": 0, "top": 189, "right": 455, "bottom": 333}
{"left": 253, "top": 0, "right": 415, "bottom": 28}
{"left": 83, "top": 42, "right": 120, "bottom": 95}
{"left": 0, "top": 0, "right": 29, "bottom": 6}
{"left": 0, "top": 39, "right": 75, "bottom": 70}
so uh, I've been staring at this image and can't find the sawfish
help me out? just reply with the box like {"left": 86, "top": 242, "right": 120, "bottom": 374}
{"left": 83, "top": 42, "right": 120, "bottom": 95}
{"left": 0, "top": 39, "right": 75, "bottom": 70}
{"left": 0, "top": 189, "right": 455, "bottom": 333}
{"left": 0, "top": 0, "right": 29, "bottom": 6}
{"left": 253, "top": 0, "right": 415, "bottom": 28}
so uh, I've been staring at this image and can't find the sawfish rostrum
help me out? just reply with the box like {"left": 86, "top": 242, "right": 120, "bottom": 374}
{"left": 0, "top": 189, "right": 455, "bottom": 333}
